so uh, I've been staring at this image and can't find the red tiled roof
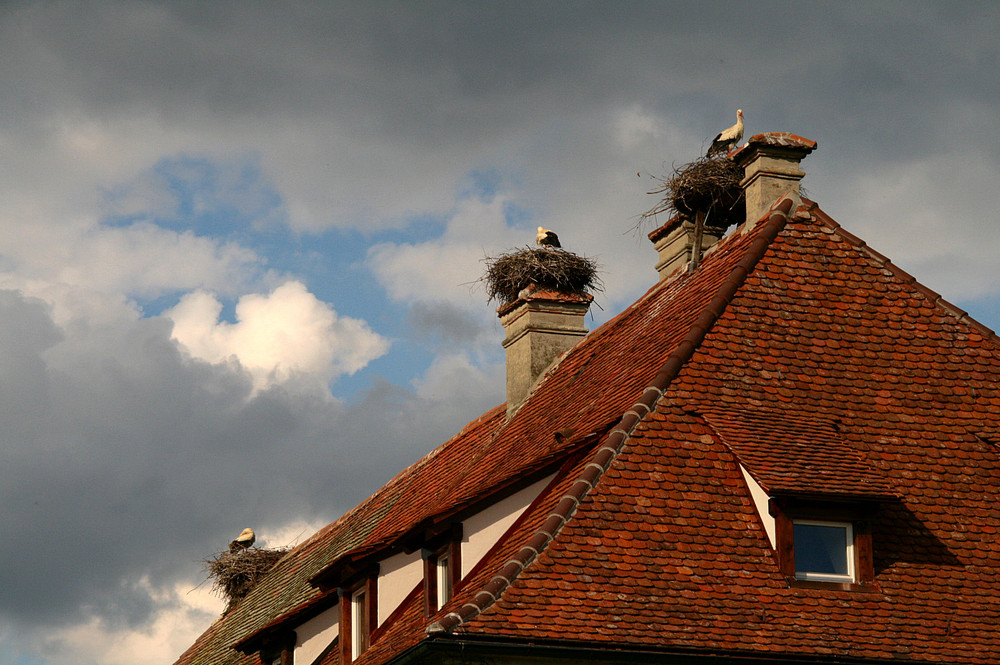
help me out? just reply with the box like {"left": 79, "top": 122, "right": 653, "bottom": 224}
{"left": 453, "top": 198, "right": 1000, "bottom": 662}
{"left": 177, "top": 191, "right": 1000, "bottom": 665}
{"left": 700, "top": 406, "right": 895, "bottom": 498}
{"left": 174, "top": 405, "right": 506, "bottom": 665}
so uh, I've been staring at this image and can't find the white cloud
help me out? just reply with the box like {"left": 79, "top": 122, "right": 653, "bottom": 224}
{"left": 367, "top": 194, "right": 523, "bottom": 310}
{"left": 413, "top": 352, "right": 503, "bottom": 401}
{"left": 37, "top": 581, "right": 223, "bottom": 665}
{"left": 167, "top": 281, "right": 389, "bottom": 391}
{"left": 256, "top": 518, "right": 330, "bottom": 550}
{"left": 825, "top": 149, "right": 1000, "bottom": 301}
{"left": 21, "top": 221, "right": 258, "bottom": 298}
{"left": 614, "top": 104, "right": 670, "bottom": 149}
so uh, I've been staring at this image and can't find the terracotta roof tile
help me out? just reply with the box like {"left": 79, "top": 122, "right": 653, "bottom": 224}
{"left": 700, "top": 407, "right": 895, "bottom": 498}
{"left": 454, "top": 200, "right": 1000, "bottom": 663}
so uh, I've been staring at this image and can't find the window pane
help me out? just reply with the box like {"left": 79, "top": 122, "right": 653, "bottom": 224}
{"left": 352, "top": 589, "right": 368, "bottom": 659}
{"left": 436, "top": 555, "right": 451, "bottom": 609}
{"left": 794, "top": 522, "right": 850, "bottom": 577}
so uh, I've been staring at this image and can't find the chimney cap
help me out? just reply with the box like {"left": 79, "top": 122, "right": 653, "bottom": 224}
{"left": 647, "top": 215, "right": 686, "bottom": 244}
{"left": 496, "top": 285, "right": 594, "bottom": 317}
{"left": 732, "top": 132, "right": 817, "bottom": 162}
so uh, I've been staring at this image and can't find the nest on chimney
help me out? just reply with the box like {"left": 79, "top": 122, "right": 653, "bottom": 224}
{"left": 640, "top": 155, "right": 744, "bottom": 230}
{"left": 481, "top": 247, "right": 601, "bottom": 304}
{"left": 204, "top": 546, "right": 288, "bottom": 613}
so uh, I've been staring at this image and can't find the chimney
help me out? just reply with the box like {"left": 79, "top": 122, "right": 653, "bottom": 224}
{"left": 498, "top": 285, "right": 592, "bottom": 416}
{"left": 733, "top": 133, "right": 817, "bottom": 225}
{"left": 648, "top": 216, "right": 727, "bottom": 281}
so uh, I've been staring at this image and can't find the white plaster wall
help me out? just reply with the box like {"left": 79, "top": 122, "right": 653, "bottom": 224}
{"left": 741, "top": 464, "right": 775, "bottom": 548}
{"left": 461, "top": 474, "right": 553, "bottom": 577}
{"left": 376, "top": 550, "right": 423, "bottom": 625}
{"left": 294, "top": 604, "right": 339, "bottom": 665}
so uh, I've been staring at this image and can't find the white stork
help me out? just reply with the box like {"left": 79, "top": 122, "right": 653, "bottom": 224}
{"left": 229, "top": 527, "right": 256, "bottom": 552}
{"left": 706, "top": 109, "right": 744, "bottom": 157}
{"left": 535, "top": 226, "right": 561, "bottom": 248}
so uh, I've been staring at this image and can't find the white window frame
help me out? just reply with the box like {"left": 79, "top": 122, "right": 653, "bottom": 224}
{"left": 434, "top": 553, "right": 451, "bottom": 610}
{"left": 792, "top": 519, "right": 855, "bottom": 583}
{"left": 350, "top": 586, "right": 368, "bottom": 660}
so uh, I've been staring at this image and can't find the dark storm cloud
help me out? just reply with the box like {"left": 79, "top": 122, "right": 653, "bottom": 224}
{"left": 7, "top": 2, "right": 994, "bottom": 147}
{"left": 5, "top": 1, "right": 997, "bottom": 237}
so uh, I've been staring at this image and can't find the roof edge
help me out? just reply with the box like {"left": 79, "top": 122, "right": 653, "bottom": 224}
{"left": 408, "top": 633, "right": 901, "bottom": 665}
{"left": 427, "top": 196, "right": 797, "bottom": 635}
{"left": 808, "top": 201, "right": 1000, "bottom": 345}
{"left": 305, "top": 405, "right": 507, "bottom": 589}
{"left": 234, "top": 589, "right": 339, "bottom": 654}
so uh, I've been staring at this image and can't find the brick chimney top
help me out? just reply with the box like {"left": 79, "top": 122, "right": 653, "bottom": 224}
{"left": 495, "top": 284, "right": 593, "bottom": 317}
{"left": 647, "top": 215, "right": 729, "bottom": 281}
{"left": 733, "top": 133, "right": 817, "bottom": 225}
{"left": 499, "top": 285, "right": 592, "bottom": 416}
{"left": 733, "top": 132, "right": 817, "bottom": 156}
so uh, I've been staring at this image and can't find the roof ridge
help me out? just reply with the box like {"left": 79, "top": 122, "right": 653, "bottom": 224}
{"left": 503, "top": 263, "right": 690, "bottom": 421}
{"left": 422, "top": 269, "right": 705, "bottom": 513}
{"left": 807, "top": 200, "right": 1000, "bottom": 346}
{"left": 311, "top": 405, "right": 508, "bottom": 568}
{"left": 427, "top": 196, "right": 797, "bottom": 635}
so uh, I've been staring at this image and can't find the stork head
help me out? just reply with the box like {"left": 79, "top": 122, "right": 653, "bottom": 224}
{"left": 737, "top": 109, "right": 744, "bottom": 119}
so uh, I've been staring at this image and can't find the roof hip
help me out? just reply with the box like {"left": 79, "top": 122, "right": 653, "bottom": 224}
{"left": 427, "top": 196, "right": 797, "bottom": 635}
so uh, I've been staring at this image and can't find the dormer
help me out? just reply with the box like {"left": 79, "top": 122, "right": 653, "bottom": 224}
{"left": 421, "top": 524, "right": 461, "bottom": 615}
{"left": 702, "top": 407, "right": 895, "bottom": 589}
{"left": 742, "top": 467, "right": 883, "bottom": 589}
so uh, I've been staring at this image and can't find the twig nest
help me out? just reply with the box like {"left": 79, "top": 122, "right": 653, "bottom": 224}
{"left": 642, "top": 155, "right": 744, "bottom": 228}
{"left": 204, "top": 546, "right": 288, "bottom": 612}
{"left": 482, "top": 247, "right": 601, "bottom": 304}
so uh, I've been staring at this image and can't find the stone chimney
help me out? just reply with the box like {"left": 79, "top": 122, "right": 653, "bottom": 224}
{"left": 733, "top": 133, "right": 817, "bottom": 225}
{"left": 648, "top": 217, "right": 728, "bottom": 281}
{"left": 498, "top": 285, "right": 592, "bottom": 416}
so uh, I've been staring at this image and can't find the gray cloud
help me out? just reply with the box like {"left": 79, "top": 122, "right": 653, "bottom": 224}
{"left": 408, "top": 301, "right": 487, "bottom": 347}
{"left": 0, "top": 288, "right": 497, "bottom": 632}
{"left": 0, "top": 2, "right": 999, "bottom": 662}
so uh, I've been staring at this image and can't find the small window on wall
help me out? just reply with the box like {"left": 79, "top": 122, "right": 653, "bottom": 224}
{"left": 340, "top": 576, "right": 376, "bottom": 663}
{"left": 793, "top": 520, "right": 854, "bottom": 582}
{"left": 435, "top": 553, "right": 452, "bottom": 609}
{"left": 423, "top": 526, "right": 461, "bottom": 615}
{"left": 351, "top": 587, "right": 369, "bottom": 660}
{"left": 770, "top": 498, "right": 876, "bottom": 589}
{"left": 259, "top": 633, "right": 295, "bottom": 665}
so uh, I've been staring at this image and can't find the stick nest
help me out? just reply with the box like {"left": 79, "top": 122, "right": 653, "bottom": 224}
{"left": 204, "top": 547, "right": 288, "bottom": 612}
{"left": 482, "top": 247, "right": 601, "bottom": 304}
{"left": 642, "top": 155, "right": 744, "bottom": 227}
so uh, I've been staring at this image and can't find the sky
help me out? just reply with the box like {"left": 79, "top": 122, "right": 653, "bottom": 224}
{"left": 0, "top": 2, "right": 998, "bottom": 663}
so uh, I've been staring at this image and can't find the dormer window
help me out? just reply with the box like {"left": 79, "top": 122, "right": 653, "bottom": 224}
{"left": 770, "top": 498, "right": 877, "bottom": 590}
{"left": 792, "top": 519, "right": 854, "bottom": 582}
{"left": 434, "top": 552, "right": 452, "bottom": 609}
{"left": 339, "top": 576, "right": 377, "bottom": 663}
{"left": 423, "top": 524, "right": 462, "bottom": 614}
{"left": 350, "top": 587, "right": 369, "bottom": 659}
{"left": 258, "top": 633, "right": 295, "bottom": 665}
